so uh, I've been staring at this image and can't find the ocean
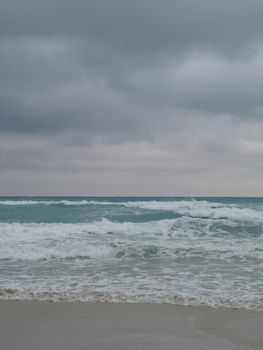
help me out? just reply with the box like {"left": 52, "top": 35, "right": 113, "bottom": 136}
{"left": 0, "top": 197, "right": 262, "bottom": 310}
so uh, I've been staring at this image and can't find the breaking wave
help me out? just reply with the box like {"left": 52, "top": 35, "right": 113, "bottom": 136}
{"left": 1, "top": 197, "right": 262, "bottom": 310}
{"left": 0, "top": 218, "right": 262, "bottom": 261}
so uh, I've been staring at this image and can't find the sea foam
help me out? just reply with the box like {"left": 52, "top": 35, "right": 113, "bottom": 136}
{"left": 0, "top": 197, "right": 263, "bottom": 310}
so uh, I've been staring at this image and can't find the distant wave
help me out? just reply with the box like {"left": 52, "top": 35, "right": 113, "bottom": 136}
{"left": 1, "top": 198, "right": 263, "bottom": 221}
{"left": 0, "top": 200, "right": 114, "bottom": 206}
{"left": 121, "top": 200, "right": 263, "bottom": 221}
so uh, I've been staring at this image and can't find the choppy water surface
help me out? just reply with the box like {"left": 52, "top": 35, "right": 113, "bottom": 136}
{"left": 0, "top": 197, "right": 262, "bottom": 309}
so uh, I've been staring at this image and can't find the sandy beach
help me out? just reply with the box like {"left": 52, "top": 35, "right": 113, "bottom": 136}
{"left": 0, "top": 301, "right": 262, "bottom": 350}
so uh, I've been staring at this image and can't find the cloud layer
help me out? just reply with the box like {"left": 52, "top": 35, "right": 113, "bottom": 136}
{"left": 0, "top": 0, "right": 263, "bottom": 195}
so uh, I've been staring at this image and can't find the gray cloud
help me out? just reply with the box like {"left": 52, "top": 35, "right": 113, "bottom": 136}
{"left": 1, "top": 0, "right": 263, "bottom": 56}
{"left": 1, "top": 38, "right": 262, "bottom": 137}
{"left": 0, "top": 0, "right": 263, "bottom": 195}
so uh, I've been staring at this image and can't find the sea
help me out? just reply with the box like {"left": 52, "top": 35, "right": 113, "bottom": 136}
{"left": 0, "top": 197, "right": 262, "bottom": 310}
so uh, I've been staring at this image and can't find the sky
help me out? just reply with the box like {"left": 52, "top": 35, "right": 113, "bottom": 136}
{"left": 0, "top": 0, "right": 263, "bottom": 196}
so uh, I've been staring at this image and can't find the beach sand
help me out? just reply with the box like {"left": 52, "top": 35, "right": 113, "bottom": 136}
{"left": 0, "top": 301, "right": 262, "bottom": 350}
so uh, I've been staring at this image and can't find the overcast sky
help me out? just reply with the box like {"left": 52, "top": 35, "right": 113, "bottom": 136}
{"left": 0, "top": 0, "right": 263, "bottom": 196}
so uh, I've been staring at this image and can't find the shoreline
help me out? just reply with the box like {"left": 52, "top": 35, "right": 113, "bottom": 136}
{"left": 0, "top": 294, "right": 262, "bottom": 312}
{"left": 1, "top": 300, "right": 262, "bottom": 350}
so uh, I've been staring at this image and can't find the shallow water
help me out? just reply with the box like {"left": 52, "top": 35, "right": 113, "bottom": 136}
{"left": 0, "top": 197, "right": 262, "bottom": 309}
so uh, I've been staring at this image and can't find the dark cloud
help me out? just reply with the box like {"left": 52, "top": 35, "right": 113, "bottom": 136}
{"left": 1, "top": 0, "right": 263, "bottom": 56}
{"left": 0, "top": 38, "right": 262, "bottom": 138}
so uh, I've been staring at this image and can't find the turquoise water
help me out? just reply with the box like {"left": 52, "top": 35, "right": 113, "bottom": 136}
{"left": 0, "top": 197, "right": 263, "bottom": 309}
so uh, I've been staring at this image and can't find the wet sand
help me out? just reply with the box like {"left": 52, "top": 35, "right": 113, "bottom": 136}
{"left": 0, "top": 301, "right": 262, "bottom": 350}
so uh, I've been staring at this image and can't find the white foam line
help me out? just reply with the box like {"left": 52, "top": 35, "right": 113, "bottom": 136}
{"left": 0, "top": 200, "right": 115, "bottom": 206}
